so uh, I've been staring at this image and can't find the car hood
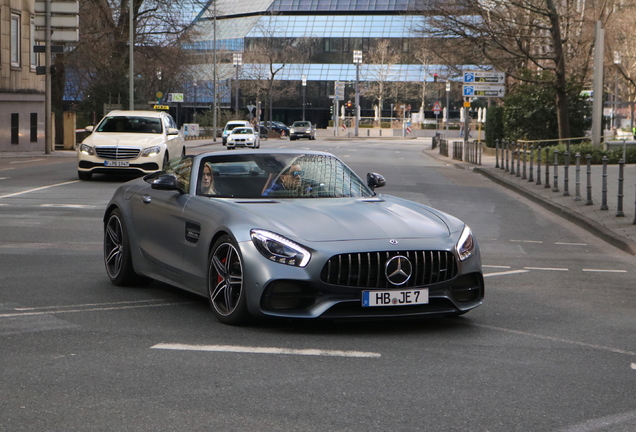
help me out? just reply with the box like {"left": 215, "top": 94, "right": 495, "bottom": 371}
{"left": 85, "top": 132, "right": 166, "bottom": 148}
{"left": 230, "top": 196, "right": 452, "bottom": 242}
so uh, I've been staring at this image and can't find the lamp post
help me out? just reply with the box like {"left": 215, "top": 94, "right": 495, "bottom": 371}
{"left": 302, "top": 75, "right": 307, "bottom": 121}
{"left": 353, "top": 50, "right": 362, "bottom": 137}
{"left": 233, "top": 53, "right": 242, "bottom": 116}
{"left": 129, "top": 0, "right": 134, "bottom": 110}
{"left": 445, "top": 80, "right": 450, "bottom": 132}
{"left": 613, "top": 51, "right": 621, "bottom": 132}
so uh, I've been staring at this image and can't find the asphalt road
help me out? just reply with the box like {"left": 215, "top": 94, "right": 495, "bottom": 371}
{"left": 1, "top": 139, "right": 635, "bottom": 431}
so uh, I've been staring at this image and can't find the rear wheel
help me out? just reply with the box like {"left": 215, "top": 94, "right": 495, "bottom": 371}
{"left": 104, "top": 209, "right": 147, "bottom": 286}
{"left": 207, "top": 235, "right": 249, "bottom": 325}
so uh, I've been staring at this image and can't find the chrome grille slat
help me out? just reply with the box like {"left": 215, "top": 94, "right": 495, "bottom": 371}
{"left": 321, "top": 250, "right": 458, "bottom": 289}
{"left": 95, "top": 147, "right": 141, "bottom": 160}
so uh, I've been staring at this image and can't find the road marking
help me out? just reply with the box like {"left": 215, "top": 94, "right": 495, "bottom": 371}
{"left": 554, "top": 409, "right": 636, "bottom": 432}
{"left": 555, "top": 242, "right": 588, "bottom": 246}
{"left": 475, "top": 323, "right": 636, "bottom": 356}
{"left": 0, "top": 177, "right": 8, "bottom": 180}
{"left": 582, "top": 268, "right": 628, "bottom": 273}
{"left": 10, "top": 159, "right": 44, "bottom": 164}
{"left": 0, "top": 180, "right": 80, "bottom": 199}
{"left": 39, "top": 204, "right": 97, "bottom": 209}
{"left": 151, "top": 343, "right": 381, "bottom": 358}
{"left": 524, "top": 267, "right": 569, "bottom": 271}
{"left": 482, "top": 265, "right": 511, "bottom": 269}
{"left": 510, "top": 239, "right": 543, "bottom": 243}
{"left": 483, "top": 269, "right": 529, "bottom": 277}
{"left": 631, "top": 363, "right": 636, "bottom": 370}
{"left": 0, "top": 300, "right": 192, "bottom": 318}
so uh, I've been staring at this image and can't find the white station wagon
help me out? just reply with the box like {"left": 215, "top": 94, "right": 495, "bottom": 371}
{"left": 77, "top": 110, "right": 185, "bottom": 180}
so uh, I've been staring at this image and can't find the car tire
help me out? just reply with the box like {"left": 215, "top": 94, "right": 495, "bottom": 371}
{"left": 104, "top": 209, "right": 149, "bottom": 286}
{"left": 78, "top": 170, "right": 92, "bottom": 180}
{"left": 162, "top": 151, "right": 170, "bottom": 169}
{"left": 207, "top": 235, "right": 250, "bottom": 325}
{"left": 182, "top": 146, "right": 186, "bottom": 156}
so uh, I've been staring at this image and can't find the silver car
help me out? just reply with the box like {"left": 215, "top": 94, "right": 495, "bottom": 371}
{"left": 289, "top": 121, "right": 316, "bottom": 140}
{"left": 103, "top": 150, "right": 484, "bottom": 325}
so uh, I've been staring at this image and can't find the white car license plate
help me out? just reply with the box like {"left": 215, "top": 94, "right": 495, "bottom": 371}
{"left": 362, "top": 289, "right": 428, "bottom": 307}
{"left": 104, "top": 160, "right": 130, "bottom": 167}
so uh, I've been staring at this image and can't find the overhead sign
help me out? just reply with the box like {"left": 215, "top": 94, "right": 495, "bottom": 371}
{"left": 463, "top": 84, "right": 506, "bottom": 98}
{"left": 463, "top": 71, "right": 506, "bottom": 84}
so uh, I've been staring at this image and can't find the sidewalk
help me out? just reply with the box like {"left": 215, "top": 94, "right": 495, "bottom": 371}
{"left": 427, "top": 144, "right": 636, "bottom": 255}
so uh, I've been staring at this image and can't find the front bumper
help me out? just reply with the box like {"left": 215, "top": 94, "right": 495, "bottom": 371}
{"left": 77, "top": 148, "right": 164, "bottom": 175}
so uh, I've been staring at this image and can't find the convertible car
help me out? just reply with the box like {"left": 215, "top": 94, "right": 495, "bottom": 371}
{"left": 104, "top": 149, "right": 484, "bottom": 325}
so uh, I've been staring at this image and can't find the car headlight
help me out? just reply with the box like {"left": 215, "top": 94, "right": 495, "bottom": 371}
{"left": 455, "top": 225, "right": 475, "bottom": 261}
{"left": 251, "top": 229, "right": 311, "bottom": 267}
{"left": 79, "top": 143, "right": 94, "bottom": 155}
{"left": 141, "top": 146, "right": 161, "bottom": 157}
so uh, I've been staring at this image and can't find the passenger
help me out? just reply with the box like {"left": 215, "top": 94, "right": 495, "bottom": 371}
{"left": 200, "top": 162, "right": 217, "bottom": 195}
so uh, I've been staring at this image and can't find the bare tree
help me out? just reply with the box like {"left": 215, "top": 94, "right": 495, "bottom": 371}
{"left": 364, "top": 39, "right": 402, "bottom": 120}
{"left": 418, "top": 0, "right": 599, "bottom": 139}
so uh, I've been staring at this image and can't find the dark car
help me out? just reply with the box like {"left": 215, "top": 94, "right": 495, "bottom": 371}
{"left": 103, "top": 149, "right": 484, "bottom": 325}
{"left": 260, "top": 121, "right": 290, "bottom": 136}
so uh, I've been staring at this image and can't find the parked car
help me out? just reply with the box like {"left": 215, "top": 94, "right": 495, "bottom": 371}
{"left": 77, "top": 110, "right": 185, "bottom": 180}
{"left": 260, "top": 121, "right": 290, "bottom": 136}
{"left": 103, "top": 149, "right": 484, "bottom": 325}
{"left": 289, "top": 121, "right": 316, "bottom": 140}
{"left": 226, "top": 127, "right": 260, "bottom": 149}
{"left": 222, "top": 120, "right": 251, "bottom": 145}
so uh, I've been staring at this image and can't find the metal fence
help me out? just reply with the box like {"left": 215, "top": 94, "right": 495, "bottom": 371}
{"left": 438, "top": 138, "right": 483, "bottom": 165}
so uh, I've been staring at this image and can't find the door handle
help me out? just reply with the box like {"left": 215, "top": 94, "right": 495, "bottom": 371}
{"left": 142, "top": 195, "right": 152, "bottom": 204}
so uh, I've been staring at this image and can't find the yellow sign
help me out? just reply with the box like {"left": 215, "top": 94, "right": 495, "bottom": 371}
{"left": 153, "top": 105, "right": 169, "bottom": 110}
{"left": 464, "top": 101, "right": 471, "bottom": 107}
{"left": 156, "top": 91, "right": 163, "bottom": 98}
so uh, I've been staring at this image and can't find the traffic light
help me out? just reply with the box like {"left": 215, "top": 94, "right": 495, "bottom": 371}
{"left": 433, "top": 73, "right": 438, "bottom": 82}
{"left": 346, "top": 101, "right": 352, "bottom": 116}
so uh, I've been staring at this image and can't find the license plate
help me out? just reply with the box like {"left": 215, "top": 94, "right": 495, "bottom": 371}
{"left": 362, "top": 289, "right": 428, "bottom": 307}
{"left": 104, "top": 160, "right": 130, "bottom": 167}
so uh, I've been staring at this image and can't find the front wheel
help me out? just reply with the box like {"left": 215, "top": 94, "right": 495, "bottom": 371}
{"left": 207, "top": 236, "right": 249, "bottom": 325}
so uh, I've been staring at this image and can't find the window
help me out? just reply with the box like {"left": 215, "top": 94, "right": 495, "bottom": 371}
{"left": 31, "top": 17, "right": 38, "bottom": 69}
{"left": 11, "top": 13, "right": 21, "bottom": 68}
{"left": 11, "top": 114, "right": 19, "bottom": 145}
{"left": 30, "top": 113, "right": 38, "bottom": 142}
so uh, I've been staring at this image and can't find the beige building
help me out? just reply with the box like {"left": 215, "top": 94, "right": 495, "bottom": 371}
{"left": 0, "top": 0, "right": 45, "bottom": 152}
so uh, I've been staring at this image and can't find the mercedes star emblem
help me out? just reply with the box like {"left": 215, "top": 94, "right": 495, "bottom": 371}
{"left": 385, "top": 255, "right": 412, "bottom": 286}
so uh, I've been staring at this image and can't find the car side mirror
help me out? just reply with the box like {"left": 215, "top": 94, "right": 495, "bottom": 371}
{"left": 167, "top": 127, "right": 179, "bottom": 135}
{"left": 367, "top": 172, "right": 386, "bottom": 190}
{"left": 85, "top": 125, "right": 94, "bottom": 133}
{"left": 151, "top": 174, "right": 184, "bottom": 194}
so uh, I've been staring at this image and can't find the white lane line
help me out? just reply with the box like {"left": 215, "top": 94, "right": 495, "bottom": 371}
{"left": 474, "top": 323, "right": 636, "bottom": 356}
{"left": 510, "top": 239, "right": 543, "bottom": 243}
{"left": 554, "top": 410, "right": 636, "bottom": 432}
{"left": 0, "top": 180, "right": 81, "bottom": 199}
{"left": 39, "top": 204, "right": 97, "bottom": 209}
{"left": 582, "top": 269, "right": 628, "bottom": 273}
{"left": 555, "top": 242, "right": 588, "bottom": 246}
{"left": 631, "top": 363, "right": 636, "bottom": 370}
{"left": 482, "top": 265, "right": 511, "bottom": 269}
{"left": 483, "top": 269, "right": 529, "bottom": 278}
{"left": 13, "top": 299, "right": 173, "bottom": 311}
{"left": 152, "top": 343, "right": 381, "bottom": 358}
{"left": 0, "top": 301, "right": 192, "bottom": 318}
{"left": 0, "top": 177, "right": 8, "bottom": 180}
{"left": 10, "top": 159, "right": 44, "bottom": 164}
{"left": 524, "top": 267, "right": 569, "bottom": 271}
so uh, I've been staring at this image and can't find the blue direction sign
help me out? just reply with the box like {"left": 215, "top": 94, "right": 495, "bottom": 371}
{"left": 463, "top": 71, "right": 506, "bottom": 84}
{"left": 463, "top": 85, "right": 506, "bottom": 97}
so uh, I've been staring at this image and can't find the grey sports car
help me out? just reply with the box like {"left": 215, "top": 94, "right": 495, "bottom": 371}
{"left": 104, "top": 149, "right": 484, "bottom": 325}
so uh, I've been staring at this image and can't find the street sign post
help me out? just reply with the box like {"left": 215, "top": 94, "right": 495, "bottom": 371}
{"left": 463, "top": 71, "right": 506, "bottom": 84}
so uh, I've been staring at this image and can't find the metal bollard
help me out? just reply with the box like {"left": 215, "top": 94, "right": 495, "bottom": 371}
{"left": 516, "top": 143, "right": 521, "bottom": 177}
{"left": 563, "top": 151, "right": 570, "bottom": 196}
{"left": 529, "top": 145, "right": 534, "bottom": 183}
{"left": 600, "top": 156, "right": 608, "bottom": 210}
{"left": 553, "top": 149, "right": 559, "bottom": 192}
{"left": 496, "top": 139, "right": 500, "bottom": 169}
{"left": 616, "top": 159, "right": 624, "bottom": 217}
{"left": 544, "top": 147, "right": 551, "bottom": 188}
{"left": 585, "top": 154, "right": 593, "bottom": 205}
{"left": 574, "top": 153, "right": 581, "bottom": 201}
{"left": 536, "top": 146, "right": 542, "bottom": 185}
{"left": 522, "top": 144, "right": 527, "bottom": 180}
{"left": 510, "top": 143, "right": 516, "bottom": 175}
{"left": 505, "top": 141, "right": 510, "bottom": 172}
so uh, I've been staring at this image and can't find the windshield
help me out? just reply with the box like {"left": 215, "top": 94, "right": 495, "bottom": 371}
{"left": 231, "top": 128, "right": 254, "bottom": 134}
{"left": 195, "top": 153, "right": 374, "bottom": 199}
{"left": 96, "top": 116, "right": 163, "bottom": 134}
{"left": 292, "top": 122, "right": 311, "bottom": 127}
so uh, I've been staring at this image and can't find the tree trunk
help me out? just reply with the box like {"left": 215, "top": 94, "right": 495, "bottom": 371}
{"left": 546, "top": 0, "right": 571, "bottom": 140}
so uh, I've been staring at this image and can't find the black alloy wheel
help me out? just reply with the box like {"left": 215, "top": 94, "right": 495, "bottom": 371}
{"left": 104, "top": 209, "right": 146, "bottom": 286}
{"left": 207, "top": 236, "right": 249, "bottom": 325}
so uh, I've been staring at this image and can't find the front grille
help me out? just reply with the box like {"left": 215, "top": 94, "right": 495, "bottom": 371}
{"left": 95, "top": 147, "right": 141, "bottom": 160}
{"left": 320, "top": 250, "right": 457, "bottom": 289}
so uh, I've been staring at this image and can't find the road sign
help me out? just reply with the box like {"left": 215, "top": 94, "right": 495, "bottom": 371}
{"left": 432, "top": 101, "right": 442, "bottom": 112}
{"left": 169, "top": 93, "right": 184, "bottom": 102}
{"left": 334, "top": 81, "right": 345, "bottom": 100}
{"left": 463, "top": 85, "right": 506, "bottom": 98}
{"left": 463, "top": 71, "right": 506, "bottom": 84}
